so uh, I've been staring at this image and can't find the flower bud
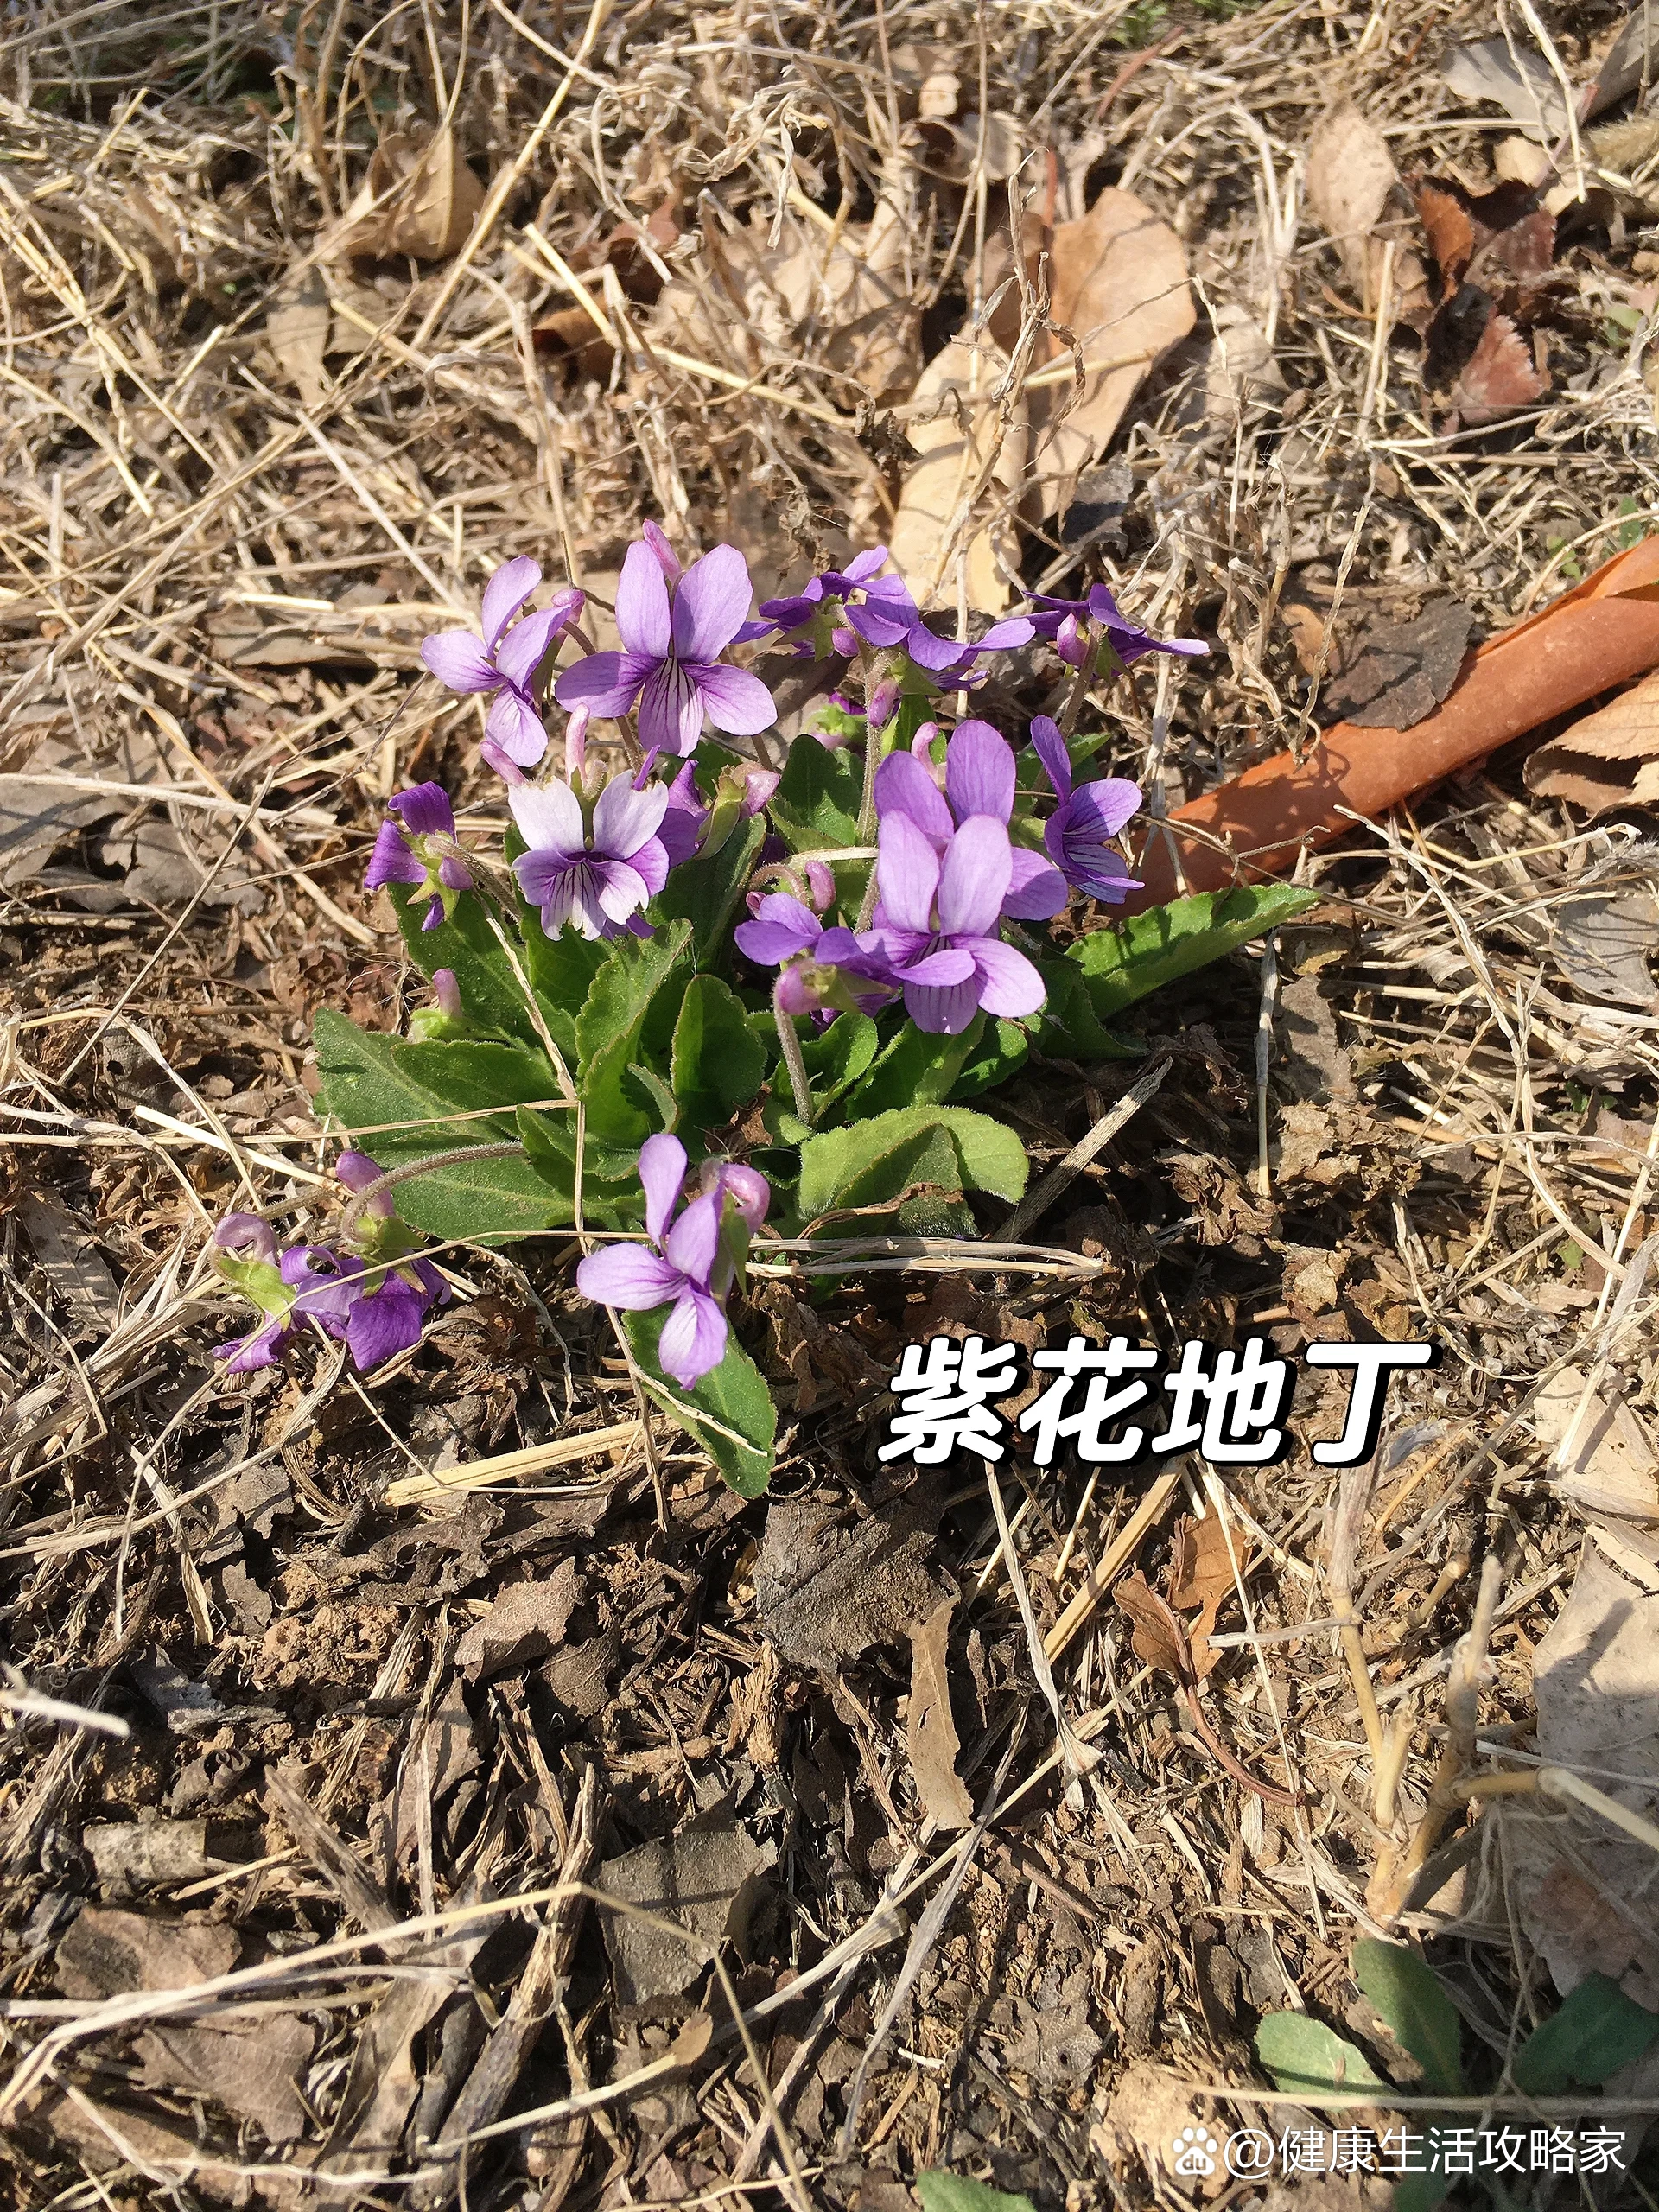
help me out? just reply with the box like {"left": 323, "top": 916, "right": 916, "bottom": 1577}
{"left": 741, "top": 768, "right": 779, "bottom": 817}
{"left": 479, "top": 735, "right": 529, "bottom": 785}
{"left": 564, "top": 704, "right": 589, "bottom": 780}
{"left": 641, "top": 519, "right": 683, "bottom": 584}
{"left": 213, "top": 1213, "right": 276, "bottom": 1267}
{"left": 1055, "top": 613, "right": 1089, "bottom": 670}
{"left": 865, "top": 676, "right": 900, "bottom": 731}
{"left": 804, "top": 860, "right": 836, "bottom": 912}
{"left": 432, "top": 969, "right": 462, "bottom": 1020}
{"left": 336, "top": 1150, "right": 395, "bottom": 1218}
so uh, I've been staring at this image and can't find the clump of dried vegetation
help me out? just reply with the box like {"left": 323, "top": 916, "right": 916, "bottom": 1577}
{"left": 3, "top": 0, "right": 1659, "bottom": 2204}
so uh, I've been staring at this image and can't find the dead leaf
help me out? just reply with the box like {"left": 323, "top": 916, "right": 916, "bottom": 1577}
{"left": 754, "top": 1488, "right": 942, "bottom": 1670}
{"left": 1413, "top": 175, "right": 1555, "bottom": 295}
{"left": 1306, "top": 105, "right": 1402, "bottom": 312}
{"left": 598, "top": 1827, "right": 775, "bottom": 2005}
{"left": 454, "top": 1560, "right": 581, "bottom": 1681}
{"left": 1027, "top": 186, "right": 1194, "bottom": 522}
{"left": 1550, "top": 892, "right": 1659, "bottom": 1009}
{"left": 55, "top": 1906, "right": 239, "bottom": 1999}
{"left": 906, "top": 1597, "right": 973, "bottom": 1829}
{"left": 138, "top": 2016, "right": 314, "bottom": 2144}
{"left": 1508, "top": 1546, "right": 1659, "bottom": 2005}
{"left": 1114, "top": 1571, "right": 1186, "bottom": 1677}
{"left": 1441, "top": 37, "right": 1567, "bottom": 141}
{"left": 264, "top": 270, "right": 334, "bottom": 408}
{"left": 887, "top": 327, "right": 1027, "bottom": 613}
{"left": 1166, "top": 1514, "right": 1246, "bottom": 1678}
{"left": 1423, "top": 287, "right": 1547, "bottom": 427}
{"left": 334, "top": 129, "right": 485, "bottom": 262}
{"left": 1321, "top": 600, "right": 1475, "bottom": 730}
{"left": 1535, "top": 1366, "right": 1659, "bottom": 1525}
{"left": 916, "top": 110, "right": 1025, "bottom": 185}
{"left": 14, "top": 1189, "right": 120, "bottom": 1338}
{"left": 1527, "top": 670, "right": 1659, "bottom": 810}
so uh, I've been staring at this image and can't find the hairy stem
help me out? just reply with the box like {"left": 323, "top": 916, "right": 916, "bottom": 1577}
{"left": 336, "top": 1142, "right": 523, "bottom": 1245}
{"left": 772, "top": 983, "right": 815, "bottom": 1126}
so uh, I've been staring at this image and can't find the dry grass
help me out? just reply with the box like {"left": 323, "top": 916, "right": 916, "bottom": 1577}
{"left": 3, "top": 0, "right": 1659, "bottom": 2205}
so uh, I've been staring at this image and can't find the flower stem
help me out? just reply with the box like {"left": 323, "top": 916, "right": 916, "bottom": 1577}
{"left": 772, "top": 983, "right": 815, "bottom": 1126}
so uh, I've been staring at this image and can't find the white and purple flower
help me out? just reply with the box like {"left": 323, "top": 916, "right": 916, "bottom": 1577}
{"left": 365, "top": 783, "right": 474, "bottom": 931}
{"left": 575, "top": 1134, "right": 769, "bottom": 1388}
{"left": 862, "top": 812, "right": 1046, "bottom": 1036}
{"left": 420, "top": 557, "right": 585, "bottom": 777}
{"left": 1029, "top": 715, "right": 1144, "bottom": 905}
{"left": 509, "top": 773, "right": 671, "bottom": 942}
{"left": 555, "top": 529, "right": 776, "bottom": 767}
{"left": 874, "top": 719, "right": 1066, "bottom": 921}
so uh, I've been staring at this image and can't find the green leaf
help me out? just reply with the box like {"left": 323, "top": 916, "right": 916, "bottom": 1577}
{"left": 622, "top": 1307, "right": 775, "bottom": 1496}
{"left": 1255, "top": 2012, "right": 1386, "bottom": 2097}
{"left": 390, "top": 883, "right": 537, "bottom": 1044}
{"left": 1031, "top": 950, "right": 1139, "bottom": 1062}
{"left": 313, "top": 1010, "right": 573, "bottom": 1240}
{"left": 1514, "top": 1974, "right": 1659, "bottom": 2095}
{"left": 844, "top": 1014, "right": 987, "bottom": 1121}
{"left": 671, "top": 976, "right": 767, "bottom": 1131}
{"left": 575, "top": 922, "right": 694, "bottom": 1146}
{"left": 1067, "top": 883, "right": 1321, "bottom": 1019}
{"left": 797, "top": 1104, "right": 1027, "bottom": 1233}
{"left": 1353, "top": 1941, "right": 1463, "bottom": 2096}
{"left": 518, "top": 902, "right": 608, "bottom": 1066}
{"left": 657, "top": 814, "right": 766, "bottom": 961}
{"left": 916, "top": 2177, "right": 1037, "bottom": 2212}
{"left": 769, "top": 734, "right": 864, "bottom": 853}
{"left": 947, "top": 1016, "right": 1033, "bottom": 1103}
{"left": 1392, "top": 2175, "right": 1452, "bottom": 2212}
{"left": 798, "top": 1009, "right": 880, "bottom": 1103}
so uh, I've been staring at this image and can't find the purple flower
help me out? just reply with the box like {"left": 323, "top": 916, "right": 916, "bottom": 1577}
{"left": 283, "top": 1243, "right": 451, "bottom": 1373}
{"left": 874, "top": 720, "right": 1065, "bottom": 921}
{"left": 862, "top": 813, "right": 1046, "bottom": 1035}
{"left": 212, "top": 1213, "right": 297, "bottom": 1372}
{"left": 656, "top": 760, "right": 709, "bottom": 868}
{"left": 734, "top": 893, "right": 893, "bottom": 1017}
{"left": 421, "top": 557, "right": 585, "bottom": 772}
{"left": 1027, "top": 582, "right": 1205, "bottom": 674}
{"left": 575, "top": 1134, "right": 769, "bottom": 1388}
{"left": 510, "top": 773, "right": 670, "bottom": 940}
{"left": 365, "top": 784, "right": 474, "bottom": 931}
{"left": 753, "top": 545, "right": 893, "bottom": 654}
{"left": 842, "top": 576, "right": 1034, "bottom": 682}
{"left": 1029, "top": 716, "right": 1143, "bottom": 905}
{"left": 554, "top": 536, "right": 776, "bottom": 766}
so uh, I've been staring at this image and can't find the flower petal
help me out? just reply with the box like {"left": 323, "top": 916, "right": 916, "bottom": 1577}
{"left": 421, "top": 630, "right": 499, "bottom": 693}
{"left": 480, "top": 556, "right": 541, "bottom": 650}
{"left": 639, "top": 1132, "right": 688, "bottom": 1245}
{"left": 514, "top": 851, "right": 574, "bottom": 925}
{"left": 658, "top": 1285, "right": 728, "bottom": 1388}
{"left": 671, "top": 543, "right": 755, "bottom": 661}
{"left": 1002, "top": 847, "right": 1068, "bottom": 920}
{"left": 637, "top": 658, "right": 703, "bottom": 759}
{"left": 1062, "top": 776, "right": 1145, "bottom": 842}
{"left": 626, "top": 836, "right": 670, "bottom": 897}
{"left": 1028, "top": 714, "right": 1073, "bottom": 803}
{"left": 594, "top": 858, "right": 651, "bottom": 924}
{"left": 969, "top": 936, "right": 1046, "bottom": 1017}
{"left": 844, "top": 595, "right": 915, "bottom": 652}
{"left": 593, "top": 771, "right": 670, "bottom": 859}
{"left": 904, "top": 978, "right": 981, "bottom": 1034}
{"left": 663, "top": 1186, "right": 721, "bottom": 1286}
{"left": 365, "top": 819, "right": 423, "bottom": 891}
{"left": 874, "top": 810, "right": 941, "bottom": 936}
{"left": 944, "top": 719, "right": 1015, "bottom": 825}
{"left": 734, "top": 895, "right": 821, "bottom": 966}
{"left": 509, "top": 778, "right": 584, "bottom": 856}
{"left": 973, "top": 615, "right": 1036, "bottom": 652}
{"left": 346, "top": 1277, "right": 429, "bottom": 1370}
{"left": 936, "top": 815, "right": 1011, "bottom": 938}
{"left": 874, "top": 750, "right": 952, "bottom": 841}
{"left": 493, "top": 603, "right": 565, "bottom": 690}
{"left": 894, "top": 944, "right": 976, "bottom": 986}
{"left": 895, "top": 618, "right": 966, "bottom": 671}
{"left": 555, "top": 650, "right": 651, "bottom": 716}
{"left": 616, "top": 539, "right": 673, "bottom": 658}
{"left": 484, "top": 688, "right": 549, "bottom": 766}
{"left": 690, "top": 660, "right": 777, "bottom": 737}
{"left": 575, "top": 1243, "right": 683, "bottom": 1308}
{"left": 390, "top": 782, "right": 456, "bottom": 838}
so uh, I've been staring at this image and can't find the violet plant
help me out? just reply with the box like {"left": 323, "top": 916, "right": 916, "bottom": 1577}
{"left": 213, "top": 530, "right": 1316, "bottom": 1495}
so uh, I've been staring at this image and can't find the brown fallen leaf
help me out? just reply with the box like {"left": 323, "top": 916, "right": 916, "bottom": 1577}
{"left": 1535, "top": 1365, "right": 1659, "bottom": 1527}
{"left": 334, "top": 128, "right": 485, "bottom": 262}
{"left": 887, "top": 326, "right": 1027, "bottom": 613}
{"left": 1027, "top": 186, "right": 1194, "bottom": 523}
{"left": 1321, "top": 600, "right": 1475, "bottom": 730}
{"left": 754, "top": 1488, "right": 942, "bottom": 1670}
{"left": 1166, "top": 1512, "right": 1247, "bottom": 1679}
{"left": 454, "top": 1559, "right": 581, "bottom": 1681}
{"left": 1551, "top": 891, "right": 1659, "bottom": 1009}
{"left": 906, "top": 1596, "right": 974, "bottom": 1828}
{"left": 55, "top": 1906, "right": 239, "bottom": 1999}
{"left": 1306, "top": 105, "right": 1409, "bottom": 314}
{"left": 264, "top": 271, "right": 333, "bottom": 408}
{"left": 1441, "top": 36, "right": 1567, "bottom": 140}
{"left": 1414, "top": 174, "right": 1555, "bottom": 295}
{"left": 1423, "top": 284, "right": 1548, "bottom": 427}
{"left": 1526, "top": 667, "right": 1659, "bottom": 810}
{"left": 598, "top": 1827, "right": 775, "bottom": 2005}
{"left": 1114, "top": 1570, "right": 1185, "bottom": 1675}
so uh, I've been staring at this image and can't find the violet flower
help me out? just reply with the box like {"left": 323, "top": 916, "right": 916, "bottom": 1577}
{"left": 211, "top": 1214, "right": 298, "bottom": 1373}
{"left": 555, "top": 535, "right": 776, "bottom": 766}
{"left": 510, "top": 773, "right": 670, "bottom": 941}
{"left": 753, "top": 545, "right": 893, "bottom": 655}
{"left": 365, "top": 784, "right": 474, "bottom": 931}
{"left": 842, "top": 575, "right": 1034, "bottom": 682}
{"left": 862, "top": 812, "right": 1046, "bottom": 1035}
{"left": 734, "top": 893, "right": 892, "bottom": 1017}
{"left": 421, "top": 557, "right": 585, "bottom": 773}
{"left": 874, "top": 719, "right": 1065, "bottom": 921}
{"left": 1029, "top": 716, "right": 1144, "bottom": 905}
{"left": 575, "top": 1134, "right": 769, "bottom": 1388}
{"left": 1027, "top": 582, "right": 1205, "bottom": 674}
{"left": 283, "top": 1243, "right": 451, "bottom": 1372}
